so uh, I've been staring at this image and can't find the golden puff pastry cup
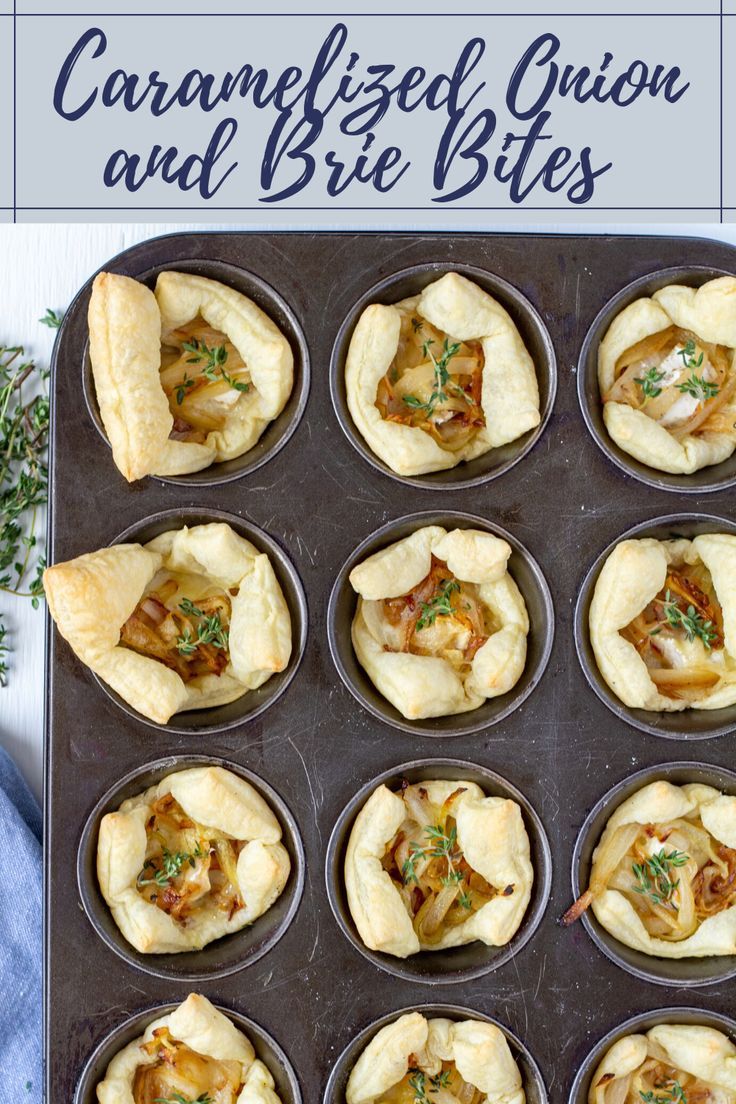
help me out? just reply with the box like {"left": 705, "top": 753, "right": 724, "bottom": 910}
{"left": 93, "top": 993, "right": 295, "bottom": 1104}
{"left": 333, "top": 1010, "right": 536, "bottom": 1104}
{"left": 347, "top": 524, "right": 532, "bottom": 722}
{"left": 44, "top": 520, "right": 295, "bottom": 727}
{"left": 96, "top": 765, "right": 292, "bottom": 957}
{"left": 597, "top": 276, "right": 736, "bottom": 477}
{"left": 326, "top": 760, "right": 551, "bottom": 983}
{"left": 564, "top": 773, "right": 736, "bottom": 972}
{"left": 88, "top": 268, "right": 295, "bottom": 482}
{"left": 579, "top": 1018, "right": 736, "bottom": 1104}
{"left": 588, "top": 531, "right": 736, "bottom": 715}
{"left": 343, "top": 270, "right": 543, "bottom": 479}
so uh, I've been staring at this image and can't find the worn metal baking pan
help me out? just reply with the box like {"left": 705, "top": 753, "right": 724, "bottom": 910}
{"left": 45, "top": 232, "right": 736, "bottom": 1104}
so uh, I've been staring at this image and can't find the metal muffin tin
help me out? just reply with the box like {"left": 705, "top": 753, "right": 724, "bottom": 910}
{"left": 45, "top": 232, "right": 736, "bottom": 1104}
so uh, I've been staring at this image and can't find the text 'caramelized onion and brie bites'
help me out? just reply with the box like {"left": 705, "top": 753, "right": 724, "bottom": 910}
{"left": 589, "top": 534, "right": 736, "bottom": 712}
{"left": 349, "top": 526, "right": 529, "bottom": 720}
{"left": 43, "top": 523, "right": 292, "bottom": 725}
{"left": 587, "top": 1024, "right": 736, "bottom": 1104}
{"left": 88, "top": 270, "right": 294, "bottom": 481}
{"left": 97, "top": 766, "right": 290, "bottom": 955}
{"left": 598, "top": 277, "right": 736, "bottom": 475}
{"left": 564, "top": 779, "right": 736, "bottom": 958}
{"left": 345, "top": 272, "right": 540, "bottom": 477}
{"left": 345, "top": 1012, "right": 525, "bottom": 1104}
{"left": 345, "top": 779, "right": 533, "bottom": 958}
{"left": 96, "top": 993, "right": 284, "bottom": 1104}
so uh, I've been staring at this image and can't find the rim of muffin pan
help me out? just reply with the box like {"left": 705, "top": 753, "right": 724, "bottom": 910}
{"left": 324, "top": 758, "right": 552, "bottom": 985}
{"left": 76, "top": 754, "right": 306, "bottom": 982}
{"left": 328, "top": 261, "right": 557, "bottom": 490}
{"left": 73, "top": 998, "right": 303, "bottom": 1104}
{"left": 327, "top": 510, "right": 555, "bottom": 737}
{"left": 577, "top": 264, "right": 736, "bottom": 494}
{"left": 88, "top": 507, "right": 308, "bottom": 734}
{"left": 82, "top": 257, "right": 311, "bottom": 487}
{"left": 322, "top": 1002, "right": 548, "bottom": 1104}
{"left": 566, "top": 1005, "right": 736, "bottom": 1104}
{"left": 574, "top": 512, "right": 736, "bottom": 740}
{"left": 568, "top": 759, "right": 736, "bottom": 988}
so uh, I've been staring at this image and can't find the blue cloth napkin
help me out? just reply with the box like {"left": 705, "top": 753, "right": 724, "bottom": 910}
{"left": 0, "top": 748, "right": 42, "bottom": 1103}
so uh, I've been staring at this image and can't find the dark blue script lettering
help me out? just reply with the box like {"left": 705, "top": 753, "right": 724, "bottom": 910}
{"left": 51, "top": 22, "right": 692, "bottom": 206}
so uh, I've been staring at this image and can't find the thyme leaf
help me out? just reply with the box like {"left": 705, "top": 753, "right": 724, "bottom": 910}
{"left": 416, "top": 579, "right": 461, "bottom": 631}
{"left": 677, "top": 339, "right": 704, "bottom": 372}
{"left": 631, "top": 848, "right": 688, "bottom": 907}
{"left": 675, "top": 371, "right": 719, "bottom": 403}
{"left": 176, "top": 609, "right": 229, "bottom": 655}
{"left": 640, "top": 1081, "right": 687, "bottom": 1104}
{"left": 39, "top": 308, "right": 64, "bottom": 330}
{"left": 649, "top": 589, "right": 719, "bottom": 651}
{"left": 635, "top": 366, "right": 665, "bottom": 400}
{"left": 138, "top": 844, "right": 205, "bottom": 888}
{"left": 182, "top": 338, "right": 249, "bottom": 395}
{"left": 402, "top": 337, "right": 463, "bottom": 418}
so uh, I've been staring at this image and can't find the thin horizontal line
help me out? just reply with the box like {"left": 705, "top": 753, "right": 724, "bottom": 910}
{"left": 15, "top": 205, "right": 723, "bottom": 211}
{"left": 14, "top": 10, "right": 723, "bottom": 15}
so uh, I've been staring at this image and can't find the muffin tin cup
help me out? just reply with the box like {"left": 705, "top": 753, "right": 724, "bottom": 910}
{"left": 577, "top": 264, "right": 736, "bottom": 495}
{"left": 73, "top": 1000, "right": 303, "bottom": 1104}
{"left": 323, "top": 1003, "right": 548, "bottom": 1104}
{"left": 82, "top": 256, "right": 311, "bottom": 487}
{"left": 567, "top": 1006, "right": 736, "bottom": 1104}
{"left": 325, "top": 758, "right": 552, "bottom": 984}
{"left": 90, "top": 506, "right": 308, "bottom": 735}
{"left": 574, "top": 511, "right": 736, "bottom": 740}
{"left": 329, "top": 261, "right": 557, "bottom": 490}
{"left": 568, "top": 760, "right": 736, "bottom": 988}
{"left": 327, "top": 510, "right": 555, "bottom": 738}
{"left": 76, "top": 754, "right": 306, "bottom": 981}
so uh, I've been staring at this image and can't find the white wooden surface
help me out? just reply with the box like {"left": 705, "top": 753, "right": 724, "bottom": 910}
{"left": 2, "top": 220, "right": 736, "bottom": 804}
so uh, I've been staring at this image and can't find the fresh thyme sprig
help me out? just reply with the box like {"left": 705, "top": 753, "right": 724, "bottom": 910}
{"left": 175, "top": 372, "right": 196, "bottom": 405}
{"left": 176, "top": 603, "right": 229, "bottom": 655}
{"left": 677, "top": 339, "right": 704, "bottom": 372}
{"left": 635, "top": 366, "right": 665, "bottom": 400}
{"left": 640, "top": 1082, "right": 687, "bottom": 1104}
{"left": 402, "top": 823, "right": 472, "bottom": 910}
{"left": 0, "top": 326, "right": 55, "bottom": 686}
{"left": 416, "top": 578, "right": 461, "bottom": 631}
{"left": 154, "top": 1093, "right": 214, "bottom": 1104}
{"left": 676, "top": 372, "right": 719, "bottom": 403}
{"left": 39, "top": 309, "right": 63, "bottom": 330}
{"left": 402, "top": 337, "right": 468, "bottom": 417}
{"left": 407, "top": 1068, "right": 453, "bottom": 1103}
{"left": 138, "top": 845, "right": 205, "bottom": 888}
{"left": 631, "top": 848, "right": 688, "bottom": 908}
{"left": 182, "top": 338, "right": 249, "bottom": 395}
{"left": 649, "top": 589, "right": 719, "bottom": 651}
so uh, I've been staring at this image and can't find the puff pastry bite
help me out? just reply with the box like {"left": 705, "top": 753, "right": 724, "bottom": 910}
{"left": 89, "top": 270, "right": 294, "bottom": 481}
{"left": 349, "top": 526, "right": 529, "bottom": 719}
{"left": 345, "top": 779, "right": 533, "bottom": 958}
{"left": 346, "top": 1012, "right": 525, "bottom": 1104}
{"left": 345, "top": 272, "right": 540, "bottom": 477}
{"left": 97, "top": 766, "right": 290, "bottom": 954}
{"left": 587, "top": 1024, "right": 736, "bottom": 1104}
{"left": 589, "top": 534, "right": 736, "bottom": 712}
{"left": 599, "top": 278, "right": 736, "bottom": 474}
{"left": 96, "top": 992, "right": 285, "bottom": 1104}
{"left": 564, "top": 779, "right": 736, "bottom": 958}
{"left": 44, "top": 522, "right": 292, "bottom": 724}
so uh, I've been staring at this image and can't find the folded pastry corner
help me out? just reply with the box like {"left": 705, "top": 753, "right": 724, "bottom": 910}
{"left": 598, "top": 276, "right": 736, "bottom": 475}
{"left": 44, "top": 522, "right": 292, "bottom": 724}
{"left": 95, "top": 992, "right": 284, "bottom": 1104}
{"left": 97, "top": 765, "right": 290, "bottom": 955}
{"left": 346, "top": 1012, "right": 524, "bottom": 1104}
{"left": 345, "top": 271, "right": 540, "bottom": 477}
{"left": 88, "top": 269, "right": 293, "bottom": 482}
{"left": 589, "top": 533, "right": 736, "bottom": 713}
{"left": 563, "top": 777, "right": 736, "bottom": 959}
{"left": 587, "top": 1023, "right": 736, "bottom": 1104}
{"left": 345, "top": 778, "right": 533, "bottom": 959}
{"left": 349, "top": 526, "right": 528, "bottom": 719}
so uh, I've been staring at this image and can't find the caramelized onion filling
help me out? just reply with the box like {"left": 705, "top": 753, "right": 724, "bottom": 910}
{"left": 620, "top": 566, "right": 725, "bottom": 701}
{"left": 160, "top": 315, "right": 251, "bottom": 444}
{"left": 382, "top": 556, "right": 491, "bottom": 672}
{"left": 382, "top": 783, "right": 500, "bottom": 945}
{"left": 120, "top": 575, "right": 233, "bottom": 683}
{"left": 377, "top": 1059, "right": 484, "bottom": 1104}
{"left": 593, "top": 1048, "right": 721, "bottom": 1104}
{"left": 134, "top": 1027, "right": 243, "bottom": 1104}
{"left": 604, "top": 324, "right": 736, "bottom": 441}
{"left": 376, "top": 310, "right": 485, "bottom": 453}
{"left": 564, "top": 811, "right": 736, "bottom": 938}
{"left": 136, "top": 792, "right": 244, "bottom": 924}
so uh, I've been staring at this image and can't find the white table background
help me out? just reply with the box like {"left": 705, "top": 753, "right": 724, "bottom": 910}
{"left": 2, "top": 220, "right": 735, "bottom": 805}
